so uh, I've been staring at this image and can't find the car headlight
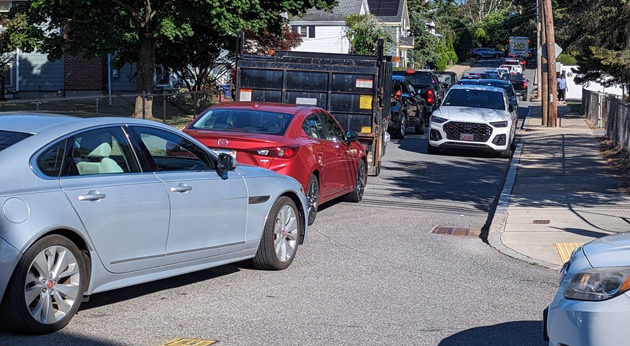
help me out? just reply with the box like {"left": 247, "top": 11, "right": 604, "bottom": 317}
{"left": 431, "top": 115, "right": 447, "bottom": 123}
{"left": 564, "top": 267, "right": 630, "bottom": 301}
{"left": 490, "top": 121, "right": 508, "bottom": 127}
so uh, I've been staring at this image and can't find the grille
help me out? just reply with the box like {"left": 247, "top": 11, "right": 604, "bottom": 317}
{"left": 444, "top": 122, "right": 492, "bottom": 142}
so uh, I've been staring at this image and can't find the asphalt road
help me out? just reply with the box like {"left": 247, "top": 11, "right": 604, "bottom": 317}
{"left": 0, "top": 62, "right": 558, "bottom": 346}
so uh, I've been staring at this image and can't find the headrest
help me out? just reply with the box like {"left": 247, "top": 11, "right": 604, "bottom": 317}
{"left": 88, "top": 142, "right": 112, "bottom": 157}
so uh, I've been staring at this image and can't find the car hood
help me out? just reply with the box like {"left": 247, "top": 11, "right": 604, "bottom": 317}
{"left": 434, "top": 106, "right": 510, "bottom": 123}
{"left": 582, "top": 233, "right": 630, "bottom": 267}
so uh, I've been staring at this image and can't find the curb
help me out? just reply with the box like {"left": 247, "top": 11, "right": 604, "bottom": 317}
{"left": 487, "top": 106, "right": 563, "bottom": 271}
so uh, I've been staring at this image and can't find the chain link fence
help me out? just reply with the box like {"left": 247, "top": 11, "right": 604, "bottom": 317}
{"left": 605, "top": 98, "right": 630, "bottom": 150}
{"left": 0, "top": 90, "right": 222, "bottom": 128}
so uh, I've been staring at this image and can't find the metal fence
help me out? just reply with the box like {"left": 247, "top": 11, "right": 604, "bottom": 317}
{"left": 605, "top": 97, "right": 630, "bottom": 150}
{"left": 0, "top": 90, "right": 220, "bottom": 127}
{"left": 582, "top": 89, "right": 607, "bottom": 128}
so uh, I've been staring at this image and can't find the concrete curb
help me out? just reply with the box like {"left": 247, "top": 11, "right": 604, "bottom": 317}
{"left": 487, "top": 106, "right": 563, "bottom": 271}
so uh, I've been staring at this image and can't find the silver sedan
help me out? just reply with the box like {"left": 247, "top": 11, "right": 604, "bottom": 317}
{"left": 0, "top": 113, "right": 308, "bottom": 334}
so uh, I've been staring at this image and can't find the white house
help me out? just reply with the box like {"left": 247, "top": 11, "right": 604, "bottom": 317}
{"left": 289, "top": 0, "right": 413, "bottom": 68}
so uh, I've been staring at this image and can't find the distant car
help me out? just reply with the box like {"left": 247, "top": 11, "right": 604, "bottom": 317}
{"left": 428, "top": 85, "right": 517, "bottom": 158}
{"left": 435, "top": 71, "right": 459, "bottom": 90}
{"left": 471, "top": 47, "right": 505, "bottom": 60}
{"left": 502, "top": 58, "right": 523, "bottom": 74}
{"left": 458, "top": 79, "right": 479, "bottom": 86}
{"left": 393, "top": 70, "right": 445, "bottom": 115}
{"left": 508, "top": 73, "right": 529, "bottom": 101}
{"left": 0, "top": 113, "right": 308, "bottom": 334}
{"left": 545, "top": 233, "right": 630, "bottom": 346}
{"left": 476, "top": 78, "right": 519, "bottom": 112}
{"left": 391, "top": 75, "right": 428, "bottom": 135}
{"left": 183, "top": 102, "right": 367, "bottom": 225}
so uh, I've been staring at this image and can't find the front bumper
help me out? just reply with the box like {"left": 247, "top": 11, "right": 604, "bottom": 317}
{"left": 546, "top": 293, "right": 630, "bottom": 346}
{"left": 428, "top": 121, "right": 511, "bottom": 153}
{"left": 0, "top": 236, "right": 22, "bottom": 302}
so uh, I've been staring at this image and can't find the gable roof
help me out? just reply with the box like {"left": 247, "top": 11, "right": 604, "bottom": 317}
{"left": 297, "top": 0, "right": 366, "bottom": 22}
{"left": 368, "top": 0, "right": 404, "bottom": 23}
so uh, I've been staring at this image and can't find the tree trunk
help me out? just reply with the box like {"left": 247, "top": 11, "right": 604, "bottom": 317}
{"left": 133, "top": 33, "right": 156, "bottom": 119}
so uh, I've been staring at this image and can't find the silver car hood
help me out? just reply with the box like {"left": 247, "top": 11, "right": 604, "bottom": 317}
{"left": 436, "top": 106, "right": 510, "bottom": 123}
{"left": 583, "top": 233, "right": 630, "bottom": 267}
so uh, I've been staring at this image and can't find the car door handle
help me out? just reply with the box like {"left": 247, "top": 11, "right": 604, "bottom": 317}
{"left": 78, "top": 190, "right": 106, "bottom": 201}
{"left": 170, "top": 184, "right": 193, "bottom": 193}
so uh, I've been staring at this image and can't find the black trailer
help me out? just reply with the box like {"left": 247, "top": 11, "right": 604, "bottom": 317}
{"left": 233, "top": 35, "right": 392, "bottom": 176}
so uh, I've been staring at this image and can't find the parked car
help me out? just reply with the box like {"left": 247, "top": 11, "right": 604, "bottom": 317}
{"left": 476, "top": 78, "right": 519, "bottom": 112}
{"left": 183, "top": 102, "right": 367, "bottom": 225}
{"left": 509, "top": 73, "right": 529, "bottom": 101}
{"left": 545, "top": 233, "right": 630, "bottom": 346}
{"left": 502, "top": 57, "right": 523, "bottom": 74}
{"left": 428, "top": 85, "right": 517, "bottom": 158}
{"left": 390, "top": 75, "right": 428, "bottom": 135}
{"left": 435, "top": 71, "right": 459, "bottom": 90}
{"left": 471, "top": 47, "right": 505, "bottom": 60}
{"left": 393, "top": 70, "right": 445, "bottom": 115}
{"left": 0, "top": 113, "right": 309, "bottom": 334}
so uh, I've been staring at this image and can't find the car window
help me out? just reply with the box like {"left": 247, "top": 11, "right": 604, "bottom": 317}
{"left": 320, "top": 113, "right": 346, "bottom": 141}
{"left": 36, "top": 139, "right": 67, "bottom": 177}
{"left": 0, "top": 130, "right": 32, "bottom": 152}
{"left": 68, "top": 127, "right": 140, "bottom": 176}
{"left": 302, "top": 114, "right": 326, "bottom": 139}
{"left": 190, "top": 108, "right": 294, "bottom": 135}
{"left": 443, "top": 89, "right": 505, "bottom": 110}
{"left": 132, "top": 126, "right": 214, "bottom": 172}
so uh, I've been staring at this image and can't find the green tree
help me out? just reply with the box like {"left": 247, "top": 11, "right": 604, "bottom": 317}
{"left": 345, "top": 14, "right": 392, "bottom": 55}
{"left": 8, "top": 0, "right": 336, "bottom": 118}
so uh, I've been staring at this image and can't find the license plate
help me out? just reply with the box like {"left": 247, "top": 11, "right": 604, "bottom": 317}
{"left": 212, "top": 149, "right": 237, "bottom": 160}
{"left": 460, "top": 133, "right": 474, "bottom": 141}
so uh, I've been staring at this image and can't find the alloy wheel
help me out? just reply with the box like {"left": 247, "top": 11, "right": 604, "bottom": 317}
{"left": 273, "top": 204, "right": 299, "bottom": 263}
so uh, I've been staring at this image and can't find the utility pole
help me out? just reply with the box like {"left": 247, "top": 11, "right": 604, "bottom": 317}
{"left": 540, "top": 0, "right": 548, "bottom": 126}
{"left": 543, "top": 0, "right": 558, "bottom": 127}
{"left": 536, "top": 0, "right": 542, "bottom": 102}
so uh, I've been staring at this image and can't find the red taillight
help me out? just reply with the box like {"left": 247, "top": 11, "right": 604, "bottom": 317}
{"left": 523, "top": 81, "right": 527, "bottom": 89}
{"left": 256, "top": 147, "right": 299, "bottom": 158}
{"left": 407, "top": 69, "right": 414, "bottom": 74}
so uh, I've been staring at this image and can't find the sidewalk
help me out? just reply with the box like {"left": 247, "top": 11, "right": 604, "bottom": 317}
{"left": 489, "top": 104, "right": 630, "bottom": 270}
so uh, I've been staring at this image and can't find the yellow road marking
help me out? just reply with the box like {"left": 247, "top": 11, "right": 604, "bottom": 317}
{"left": 555, "top": 242, "right": 583, "bottom": 263}
{"left": 162, "top": 338, "right": 218, "bottom": 346}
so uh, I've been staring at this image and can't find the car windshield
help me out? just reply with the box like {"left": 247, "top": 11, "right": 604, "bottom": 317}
{"left": 191, "top": 109, "right": 294, "bottom": 135}
{"left": 443, "top": 89, "right": 505, "bottom": 110}
{"left": 0, "top": 130, "right": 32, "bottom": 151}
{"left": 478, "top": 81, "right": 515, "bottom": 97}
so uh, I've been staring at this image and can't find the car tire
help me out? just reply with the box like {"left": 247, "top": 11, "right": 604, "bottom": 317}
{"left": 392, "top": 114, "right": 406, "bottom": 139}
{"left": 522, "top": 94, "right": 528, "bottom": 101}
{"left": 427, "top": 143, "right": 440, "bottom": 155}
{"left": 499, "top": 146, "right": 513, "bottom": 158}
{"left": 345, "top": 160, "right": 367, "bottom": 202}
{"left": 494, "top": 54, "right": 501, "bottom": 59}
{"left": 0, "top": 235, "right": 86, "bottom": 334}
{"left": 415, "top": 113, "right": 426, "bottom": 135}
{"left": 252, "top": 196, "right": 301, "bottom": 270}
{"left": 306, "top": 174, "right": 319, "bottom": 226}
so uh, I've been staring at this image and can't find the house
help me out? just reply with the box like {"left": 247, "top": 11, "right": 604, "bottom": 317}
{"left": 289, "top": 0, "right": 413, "bottom": 67}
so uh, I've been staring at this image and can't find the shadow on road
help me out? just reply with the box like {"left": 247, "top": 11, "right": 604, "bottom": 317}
{"left": 438, "top": 320, "right": 546, "bottom": 346}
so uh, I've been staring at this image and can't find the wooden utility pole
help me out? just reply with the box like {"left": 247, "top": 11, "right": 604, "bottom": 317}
{"left": 543, "top": 0, "right": 557, "bottom": 127}
{"left": 536, "top": 0, "right": 542, "bottom": 102}
{"left": 540, "top": 0, "right": 548, "bottom": 126}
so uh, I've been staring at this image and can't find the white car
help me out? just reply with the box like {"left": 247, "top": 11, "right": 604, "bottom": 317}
{"left": 545, "top": 233, "right": 630, "bottom": 346}
{"left": 428, "top": 85, "right": 517, "bottom": 158}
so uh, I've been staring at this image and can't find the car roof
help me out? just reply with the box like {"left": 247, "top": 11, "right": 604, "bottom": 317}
{"left": 208, "top": 101, "right": 320, "bottom": 114}
{"left": 477, "top": 79, "right": 510, "bottom": 85}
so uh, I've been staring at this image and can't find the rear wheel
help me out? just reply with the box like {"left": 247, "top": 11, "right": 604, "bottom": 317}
{"left": 522, "top": 93, "right": 528, "bottom": 101}
{"left": 252, "top": 196, "right": 301, "bottom": 270}
{"left": 345, "top": 160, "right": 367, "bottom": 202}
{"left": 0, "top": 235, "right": 86, "bottom": 334}
{"left": 306, "top": 174, "right": 319, "bottom": 226}
{"left": 494, "top": 54, "right": 501, "bottom": 59}
{"left": 415, "top": 112, "right": 426, "bottom": 134}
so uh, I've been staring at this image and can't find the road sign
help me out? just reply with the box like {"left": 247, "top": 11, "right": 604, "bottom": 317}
{"left": 538, "top": 43, "right": 563, "bottom": 58}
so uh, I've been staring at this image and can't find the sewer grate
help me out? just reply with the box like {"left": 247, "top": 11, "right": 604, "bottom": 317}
{"left": 430, "top": 226, "right": 481, "bottom": 237}
{"left": 533, "top": 220, "right": 550, "bottom": 224}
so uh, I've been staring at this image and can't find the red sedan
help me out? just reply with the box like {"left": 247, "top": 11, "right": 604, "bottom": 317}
{"left": 183, "top": 102, "right": 367, "bottom": 225}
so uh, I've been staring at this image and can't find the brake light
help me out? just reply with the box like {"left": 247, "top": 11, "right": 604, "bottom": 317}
{"left": 523, "top": 81, "right": 527, "bottom": 89}
{"left": 426, "top": 89, "right": 434, "bottom": 104}
{"left": 256, "top": 147, "right": 299, "bottom": 158}
{"left": 407, "top": 69, "right": 414, "bottom": 74}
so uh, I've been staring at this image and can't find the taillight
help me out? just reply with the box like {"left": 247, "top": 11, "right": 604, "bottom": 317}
{"left": 256, "top": 147, "right": 299, "bottom": 158}
{"left": 426, "top": 89, "right": 434, "bottom": 104}
{"left": 523, "top": 81, "right": 527, "bottom": 89}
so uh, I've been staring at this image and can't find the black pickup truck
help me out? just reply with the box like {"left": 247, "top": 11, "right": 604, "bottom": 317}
{"left": 393, "top": 70, "right": 445, "bottom": 115}
{"left": 509, "top": 73, "right": 529, "bottom": 101}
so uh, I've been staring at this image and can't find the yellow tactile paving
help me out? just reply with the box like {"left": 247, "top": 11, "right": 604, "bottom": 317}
{"left": 162, "top": 338, "right": 217, "bottom": 346}
{"left": 555, "top": 242, "right": 584, "bottom": 263}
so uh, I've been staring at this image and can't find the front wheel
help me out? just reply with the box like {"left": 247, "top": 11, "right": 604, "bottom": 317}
{"left": 0, "top": 235, "right": 86, "bottom": 334}
{"left": 252, "top": 196, "right": 301, "bottom": 270}
{"left": 306, "top": 174, "right": 319, "bottom": 226}
{"left": 499, "top": 146, "right": 513, "bottom": 158}
{"left": 392, "top": 114, "right": 406, "bottom": 139}
{"left": 346, "top": 160, "right": 367, "bottom": 202}
{"left": 427, "top": 143, "right": 440, "bottom": 155}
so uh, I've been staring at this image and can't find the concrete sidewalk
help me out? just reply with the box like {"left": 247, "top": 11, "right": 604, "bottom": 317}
{"left": 489, "top": 104, "right": 630, "bottom": 270}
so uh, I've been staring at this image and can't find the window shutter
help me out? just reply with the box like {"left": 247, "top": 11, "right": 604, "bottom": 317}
{"left": 308, "top": 26, "right": 315, "bottom": 38}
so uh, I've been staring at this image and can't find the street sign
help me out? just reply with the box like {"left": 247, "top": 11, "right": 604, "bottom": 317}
{"left": 538, "top": 43, "right": 563, "bottom": 58}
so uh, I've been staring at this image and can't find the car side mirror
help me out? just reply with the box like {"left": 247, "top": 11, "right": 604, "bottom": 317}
{"left": 216, "top": 153, "right": 235, "bottom": 177}
{"left": 345, "top": 131, "right": 359, "bottom": 143}
{"left": 508, "top": 103, "right": 515, "bottom": 112}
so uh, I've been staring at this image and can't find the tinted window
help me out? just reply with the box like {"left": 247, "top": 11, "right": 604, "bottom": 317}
{"left": 406, "top": 74, "right": 433, "bottom": 86}
{"left": 321, "top": 113, "right": 346, "bottom": 141}
{"left": 191, "top": 109, "right": 294, "bottom": 135}
{"left": 302, "top": 114, "right": 326, "bottom": 139}
{"left": 69, "top": 127, "right": 140, "bottom": 176}
{"left": 478, "top": 81, "right": 515, "bottom": 97}
{"left": 0, "top": 130, "right": 31, "bottom": 151}
{"left": 37, "top": 140, "right": 67, "bottom": 177}
{"left": 132, "top": 126, "right": 214, "bottom": 172}
{"left": 443, "top": 89, "right": 505, "bottom": 110}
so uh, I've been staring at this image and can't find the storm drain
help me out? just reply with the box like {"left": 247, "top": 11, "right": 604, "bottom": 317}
{"left": 162, "top": 338, "right": 218, "bottom": 346}
{"left": 533, "top": 220, "right": 551, "bottom": 224}
{"left": 430, "top": 226, "right": 481, "bottom": 237}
